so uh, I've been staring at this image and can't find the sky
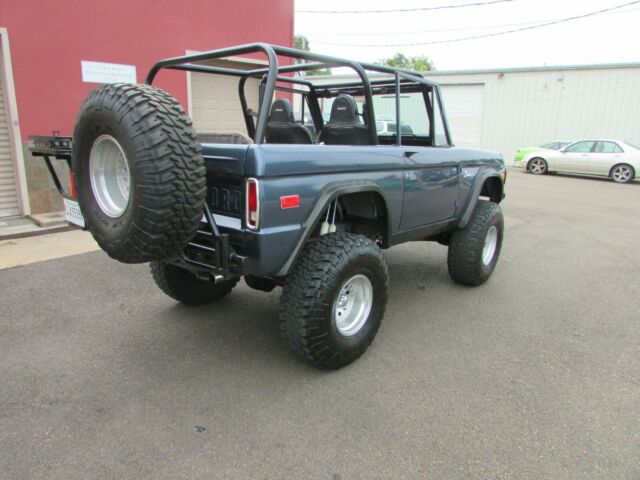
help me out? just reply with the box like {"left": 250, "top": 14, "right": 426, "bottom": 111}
{"left": 295, "top": 0, "right": 640, "bottom": 70}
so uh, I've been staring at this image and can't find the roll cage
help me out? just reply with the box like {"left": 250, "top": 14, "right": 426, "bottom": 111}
{"left": 145, "top": 43, "right": 452, "bottom": 147}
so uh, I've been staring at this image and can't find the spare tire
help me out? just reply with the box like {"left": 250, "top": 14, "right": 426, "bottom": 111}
{"left": 72, "top": 83, "right": 206, "bottom": 263}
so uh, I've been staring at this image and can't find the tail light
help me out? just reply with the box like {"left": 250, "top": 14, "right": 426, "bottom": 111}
{"left": 246, "top": 178, "right": 259, "bottom": 229}
{"left": 69, "top": 172, "right": 77, "bottom": 199}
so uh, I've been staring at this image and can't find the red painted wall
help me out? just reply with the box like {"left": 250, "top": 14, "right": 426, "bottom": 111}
{"left": 0, "top": 0, "right": 294, "bottom": 140}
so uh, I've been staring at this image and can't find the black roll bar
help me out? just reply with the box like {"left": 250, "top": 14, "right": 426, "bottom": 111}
{"left": 145, "top": 42, "right": 449, "bottom": 146}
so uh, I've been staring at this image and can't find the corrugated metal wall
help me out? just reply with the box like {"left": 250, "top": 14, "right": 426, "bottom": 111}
{"left": 307, "top": 64, "right": 640, "bottom": 164}
{"left": 426, "top": 66, "right": 640, "bottom": 163}
{"left": 0, "top": 47, "right": 19, "bottom": 217}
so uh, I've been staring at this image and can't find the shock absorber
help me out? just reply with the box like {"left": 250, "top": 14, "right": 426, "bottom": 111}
{"left": 320, "top": 199, "right": 338, "bottom": 235}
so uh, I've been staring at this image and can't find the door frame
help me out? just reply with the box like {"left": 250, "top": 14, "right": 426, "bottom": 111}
{"left": 0, "top": 27, "right": 30, "bottom": 216}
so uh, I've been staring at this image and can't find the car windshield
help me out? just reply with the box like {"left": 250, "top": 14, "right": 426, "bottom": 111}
{"left": 624, "top": 141, "right": 640, "bottom": 150}
{"left": 540, "top": 141, "right": 570, "bottom": 150}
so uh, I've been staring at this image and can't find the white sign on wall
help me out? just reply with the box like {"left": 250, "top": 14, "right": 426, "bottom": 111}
{"left": 81, "top": 61, "right": 137, "bottom": 84}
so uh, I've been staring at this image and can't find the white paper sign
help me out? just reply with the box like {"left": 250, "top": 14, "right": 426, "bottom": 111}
{"left": 81, "top": 61, "right": 136, "bottom": 84}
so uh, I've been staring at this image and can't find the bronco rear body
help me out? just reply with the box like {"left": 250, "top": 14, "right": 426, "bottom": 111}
{"left": 32, "top": 43, "right": 504, "bottom": 282}
{"left": 29, "top": 43, "right": 506, "bottom": 369}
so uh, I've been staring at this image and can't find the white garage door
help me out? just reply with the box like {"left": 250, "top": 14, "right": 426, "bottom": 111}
{"left": 190, "top": 62, "right": 261, "bottom": 137}
{"left": 439, "top": 84, "right": 485, "bottom": 147}
{"left": 0, "top": 60, "right": 19, "bottom": 217}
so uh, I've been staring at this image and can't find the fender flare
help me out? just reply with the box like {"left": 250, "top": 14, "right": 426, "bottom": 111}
{"left": 275, "top": 180, "right": 391, "bottom": 277}
{"left": 458, "top": 170, "right": 503, "bottom": 229}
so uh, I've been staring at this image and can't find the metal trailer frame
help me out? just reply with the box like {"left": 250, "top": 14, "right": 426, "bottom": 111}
{"left": 145, "top": 43, "right": 452, "bottom": 147}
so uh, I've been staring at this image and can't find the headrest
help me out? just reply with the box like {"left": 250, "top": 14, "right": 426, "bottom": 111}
{"left": 268, "top": 98, "right": 294, "bottom": 123}
{"left": 329, "top": 94, "right": 360, "bottom": 125}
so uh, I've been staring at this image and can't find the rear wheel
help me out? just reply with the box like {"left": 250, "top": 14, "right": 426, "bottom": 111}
{"left": 73, "top": 83, "right": 206, "bottom": 263}
{"left": 448, "top": 201, "right": 504, "bottom": 286}
{"left": 150, "top": 261, "right": 238, "bottom": 305}
{"left": 528, "top": 157, "right": 548, "bottom": 175}
{"left": 280, "top": 233, "right": 388, "bottom": 369}
{"left": 610, "top": 164, "right": 635, "bottom": 183}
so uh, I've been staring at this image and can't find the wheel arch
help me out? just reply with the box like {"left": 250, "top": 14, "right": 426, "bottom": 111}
{"left": 458, "top": 171, "right": 504, "bottom": 229}
{"left": 275, "top": 181, "right": 391, "bottom": 277}
{"left": 526, "top": 155, "right": 549, "bottom": 172}
{"left": 609, "top": 162, "right": 636, "bottom": 178}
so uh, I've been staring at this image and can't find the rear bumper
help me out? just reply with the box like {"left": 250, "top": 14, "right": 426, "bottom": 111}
{"left": 180, "top": 218, "right": 303, "bottom": 280}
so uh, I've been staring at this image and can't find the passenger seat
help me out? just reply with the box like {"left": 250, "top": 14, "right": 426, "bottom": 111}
{"left": 265, "top": 99, "right": 314, "bottom": 144}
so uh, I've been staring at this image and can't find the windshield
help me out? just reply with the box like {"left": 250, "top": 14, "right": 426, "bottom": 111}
{"left": 541, "top": 141, "right": 570, "bottom": 150}
{"left": 624, "top": 141, "right": 640, "bottom": 150}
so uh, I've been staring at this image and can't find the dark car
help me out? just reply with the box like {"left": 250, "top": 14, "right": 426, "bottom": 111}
{"left": 31, "top": 43, "right": 506, "bottom": 369}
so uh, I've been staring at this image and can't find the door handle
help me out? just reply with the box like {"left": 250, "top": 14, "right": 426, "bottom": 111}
{"left": 404, "top": 151, "right": 418, "bottom": 158}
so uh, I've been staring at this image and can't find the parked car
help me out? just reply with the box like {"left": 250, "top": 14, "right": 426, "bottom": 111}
{"left": 376, "top": 120, "right": 414, "bottom": 136}
{"left": 29, "top": 43, "right": 506, "bottom": 370}
{"left": 513, "top": 140, "right": 571, "bottom": 165}
{"left": 523, "top": 139, "right": 640, "bottom": 183}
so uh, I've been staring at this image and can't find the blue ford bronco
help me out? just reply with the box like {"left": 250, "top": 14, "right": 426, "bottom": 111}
{"left": 31, "top": 44, "right": 506, "bottom": 369}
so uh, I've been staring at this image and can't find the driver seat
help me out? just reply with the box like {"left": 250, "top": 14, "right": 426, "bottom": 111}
{"left": 318, "top": 94, "right": 372, "bottom": 145}
{"left": 265, "top": 99, "right": 314, "bottom": 144}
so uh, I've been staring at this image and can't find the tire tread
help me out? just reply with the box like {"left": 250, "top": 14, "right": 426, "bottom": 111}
{"left": 73, "top": 83, "right": 205, "bottom": 263}
{"left": 279, "top": 233, "right": 389, "bottom": 369}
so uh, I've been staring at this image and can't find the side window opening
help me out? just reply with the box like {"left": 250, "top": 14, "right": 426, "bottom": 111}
{"left": 369, "top": 80, "right": 439, "bottom": 147}
{"left": 565, "top": 141, "right": 595, "bottom": 153}
{"left": 595, "top": 141, "right": 623, "bottom": 154}
{"left": 431, "top": 90, "right": 449, "bottom": 147}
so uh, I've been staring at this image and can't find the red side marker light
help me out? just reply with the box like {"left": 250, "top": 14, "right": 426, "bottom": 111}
{"left": 280, "top": 194, "right": 300, "bottom": 209}
{"left": 69, "top": 172, "right": 77, "bottom": 199}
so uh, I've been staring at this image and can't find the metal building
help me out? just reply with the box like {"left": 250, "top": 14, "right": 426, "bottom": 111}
{"left": 308, "top": 62, "right": 640, "bottom": 164}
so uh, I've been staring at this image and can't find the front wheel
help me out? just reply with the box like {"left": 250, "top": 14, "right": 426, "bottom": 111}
{"left": 150, "top": 261, "right": 238, "bottom": 305}
{"left": 448, "top": 201, "right": 504, "bottom": 286}
{"left": 279, "top": 233, "right": 389, "bottom": 370}
{"left": 610, "top": 164, "right": 635, "bottom": 183}
{"left": 528, "top": 157, "right": 548, "bottom": 175}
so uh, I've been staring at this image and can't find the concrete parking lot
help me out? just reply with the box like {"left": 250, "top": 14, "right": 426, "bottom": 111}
{"left": 1, "top": 169, "right": 639, "bottom": 479}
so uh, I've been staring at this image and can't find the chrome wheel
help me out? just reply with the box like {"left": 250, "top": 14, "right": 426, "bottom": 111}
{"left": 333, "top": 274, "right": 373, "bottom": 336}
{"left": 482, "top": 225, "right": 498, "bottom": 265}
{"left": 89, "top": 135, "right": 131, "bottom": 217}
{"left": 612, "top": 165, "right": 633, "bottom": 183}
{"left": 529, "top": 158, "right": 547, "bottom": 174}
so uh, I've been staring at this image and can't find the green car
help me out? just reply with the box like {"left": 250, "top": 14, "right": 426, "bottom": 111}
{"left": 514, "top": 141, "right": 572, "bottom": 166}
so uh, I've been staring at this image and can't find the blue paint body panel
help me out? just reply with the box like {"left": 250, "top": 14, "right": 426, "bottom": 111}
{"left": 200, "top": 142, "right": 505, "bottom": 277}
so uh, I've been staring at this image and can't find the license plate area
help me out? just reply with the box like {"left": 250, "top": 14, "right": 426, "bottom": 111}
{"left": 63, "top": 198, "right": 85, "bottom": 227}
{"left": 206, "top": 173, "right": 242, "bottom": 218}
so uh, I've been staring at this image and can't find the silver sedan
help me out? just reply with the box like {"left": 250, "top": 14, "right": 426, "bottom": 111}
{"left": 523, "top": 139, "right": 640, "bottom": 183}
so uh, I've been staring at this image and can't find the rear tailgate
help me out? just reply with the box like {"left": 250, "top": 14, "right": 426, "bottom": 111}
{"left": 200, "top": 143, "right": 249, "bottom": 231}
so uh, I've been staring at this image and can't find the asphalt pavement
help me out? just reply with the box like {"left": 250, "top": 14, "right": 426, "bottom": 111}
{"left": 1, "top": 170, "right": 639, "bottom": 479}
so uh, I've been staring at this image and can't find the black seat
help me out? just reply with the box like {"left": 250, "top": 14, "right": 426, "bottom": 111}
{"left": 318, "top": 94, "right": 372, "bottom": 145}
{"left": 265, "top": 99, "right": 314, "bottom": 144}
